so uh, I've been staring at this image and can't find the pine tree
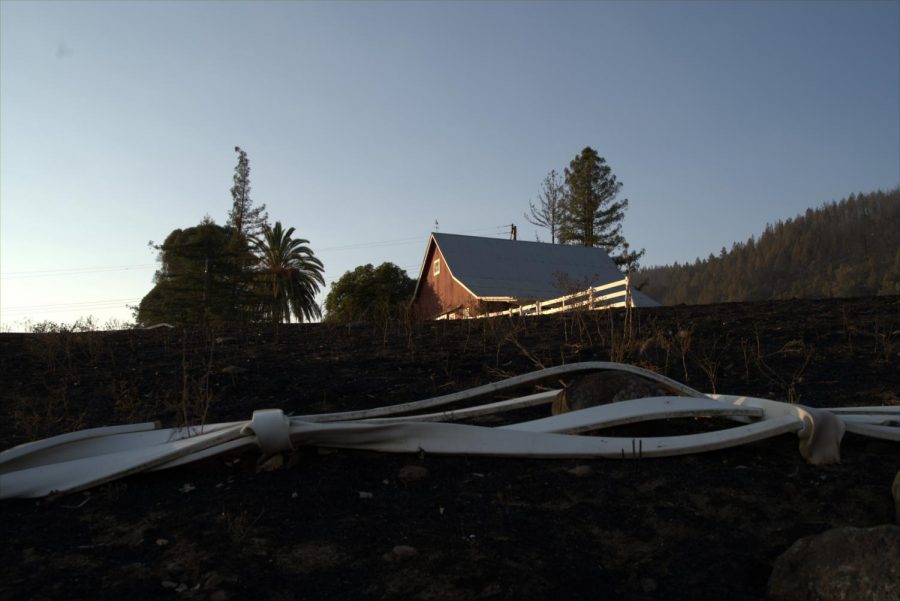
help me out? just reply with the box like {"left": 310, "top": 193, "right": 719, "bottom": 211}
{"left": 558, "top": 147, "right": 644, "bottom": 268}
{"left": 227, "top": 146, "right": 269, "bottom": 239}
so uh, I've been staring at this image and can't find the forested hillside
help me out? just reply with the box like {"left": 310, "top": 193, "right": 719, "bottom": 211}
{"left": 641, "top": 189, "right": 900, "bottom": 305}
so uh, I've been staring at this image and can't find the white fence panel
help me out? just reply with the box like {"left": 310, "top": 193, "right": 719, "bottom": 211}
{"left": 473, "top": 275, "right": 632, "bottom": 320}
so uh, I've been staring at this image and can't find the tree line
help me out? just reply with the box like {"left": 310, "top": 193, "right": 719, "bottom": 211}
{"left": 51, "top": 146, "right": 894, "bottom": 331}
{"left": 125, "top": 147, "right": 900, "bottom": 328}
{"left": 640, "top": 189, "right": 900, "bottom": 305}
{"left": 136, "top": 147, "right": 324, "bottom": 328}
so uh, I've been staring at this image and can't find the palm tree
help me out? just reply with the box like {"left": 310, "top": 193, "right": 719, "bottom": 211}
{"left": 252, "top": 222, "right": 325, "bottom": 323}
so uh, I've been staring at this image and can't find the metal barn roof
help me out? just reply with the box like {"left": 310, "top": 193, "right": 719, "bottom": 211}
{"left": 424, "top": 233, "right": 659, "bottom": 307}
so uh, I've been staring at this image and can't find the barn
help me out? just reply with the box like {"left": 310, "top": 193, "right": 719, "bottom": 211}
{"left": 410, "top": 232, "right": 659, "bottom": 320}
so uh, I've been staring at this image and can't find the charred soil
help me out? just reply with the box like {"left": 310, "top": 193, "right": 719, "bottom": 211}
{"left": 1, "top": 296, "right": 899, "bottom": 600}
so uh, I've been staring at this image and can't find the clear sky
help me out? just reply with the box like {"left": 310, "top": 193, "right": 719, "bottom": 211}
{"left": 1, "top": 0, "right": 898, "bottom": 330}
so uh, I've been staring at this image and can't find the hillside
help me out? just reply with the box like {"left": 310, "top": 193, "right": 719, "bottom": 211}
{"left": 2, "top": 297, "right": 899, "bottom": 600}
{"left": 641, "top": 189, "right": 900, "bottom": 305}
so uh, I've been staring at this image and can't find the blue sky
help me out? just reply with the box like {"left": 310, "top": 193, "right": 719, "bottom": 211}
{"left": 1, "top": 1, "right": 898, "bottom": 330}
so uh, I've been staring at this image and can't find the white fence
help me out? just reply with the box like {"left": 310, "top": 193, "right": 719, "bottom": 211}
{"left": 438, "top": 275, "right": 632, "bottom": 320}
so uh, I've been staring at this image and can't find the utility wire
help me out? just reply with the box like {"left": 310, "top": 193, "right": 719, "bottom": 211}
{"left": 317, "top": 227, "right": 508, "bottom": 253}
{"left": 2, "top": 227, "right": 513, "bottom": 279}
{"left": 2, "top": 297, "right": 140, "bottom": 310}
{"left": 317, "top": 236, "right": 424, "bottom": 252}
{"left": 1, "top": 298, "right": 141, "bottom": 315}
{"left": 2, "top": 264, "right": 157, "bottom": 280}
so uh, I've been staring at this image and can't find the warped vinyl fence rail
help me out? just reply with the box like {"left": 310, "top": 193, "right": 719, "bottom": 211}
{"left": 2, "top": 362, "right": 897, "bottom": 499}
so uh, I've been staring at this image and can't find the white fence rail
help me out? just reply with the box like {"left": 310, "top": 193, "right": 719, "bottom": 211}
{"left": 446, "top": 275, "right": 631, "bottom": 320}
{"left": 7, "top": 361, "right": 887, "bottom": 497}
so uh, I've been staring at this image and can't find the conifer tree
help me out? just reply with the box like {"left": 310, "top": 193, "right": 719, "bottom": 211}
{"left": 227, "top": 146, "right": 269, "bottom": 239}
{"left": 558, "top": 147, "right": 644, "bottom": 268}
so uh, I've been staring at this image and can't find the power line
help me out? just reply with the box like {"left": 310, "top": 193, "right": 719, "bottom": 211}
{"left": 317, "top": 236, "right": 424, "bottom": 253}
{"left": 317, "top": 226, "right": 513, "bottom": 253}
{"left": 2, "top": 297, "right": 139, "bottom": 309}
{"left": 1, "top": 227, "right": 514, "bottom": 281}
{"left": 0, "top": 227, "right": 522, "bottom": 316}
{"left": 1, "top": 264, "right": 156, "bottom": 280}
{"left": 1, "top": 298, "right": 141, "bottom": 315}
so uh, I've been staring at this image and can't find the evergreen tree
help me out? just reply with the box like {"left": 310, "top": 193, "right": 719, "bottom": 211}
{"left": 225, "top": 146, "right": 270, "bottom": 314}
{"left": 227, "top": 146, "right": 269, "bottom": 239}
{"left": 558, "top": 147, "right": 644, "bottom": 268}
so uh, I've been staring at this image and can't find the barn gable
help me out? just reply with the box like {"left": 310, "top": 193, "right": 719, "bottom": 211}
{"left": 411, "top": 233, "right": 658, "bottom": 319}
{"left": 410, "top": 236, "right": 481, "bottom": 319}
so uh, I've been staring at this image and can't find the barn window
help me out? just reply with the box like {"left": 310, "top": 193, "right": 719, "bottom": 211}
{"left": 433, "top": 259, "right": 441, "bottom": 276}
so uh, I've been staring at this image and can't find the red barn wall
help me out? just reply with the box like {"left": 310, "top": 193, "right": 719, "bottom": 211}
{"left": 411, "top": 243, "right": 477, "bottom": 319}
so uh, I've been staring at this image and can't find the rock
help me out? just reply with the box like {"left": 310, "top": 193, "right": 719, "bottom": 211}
{"left": 165, "top": 561, "right": 184, "bottom": 574}
{"left": 398, "top": 465, "right": 429, "bottom": 483}
{"left": 391, "top": 545, "right": 418, "bottom": 559}
{"left": 256, "top": 453, "right": 284, "bottom": 473}
{"left": 768, "top": 525, "right": 900, "bottom": 601}
{"left": 893, "top": 471, "right": 900, "bottom": 524}
{"left": 566, "top": 465, "right": 593, "bottom": 478}
{"left": 553, "top": 371, "right": 668, "bottom": 415}
{"left": 640, "top": 577, "right": 657, "bottom": 593}
{"left": 383, "top": 545, "right": 419, "bottom": 562}
{"left": 358, "top": 491, "right": 373, "bottom": 499}
{"left": 203, "top": 572, "right": 224, "bottom": 590}
{"left": 161, "top": 581, "right": 178, "bottom": 589}
{"left": 209, "top": 591, "right": 229, "bottom": 601}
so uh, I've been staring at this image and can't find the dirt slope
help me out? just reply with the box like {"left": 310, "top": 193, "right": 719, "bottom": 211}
{"left": 1, "top": 296, "right": 898, "bottom": 600}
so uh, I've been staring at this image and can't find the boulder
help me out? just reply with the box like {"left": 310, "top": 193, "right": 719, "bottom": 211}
{"left": 382, "top": 545, "right": 418, "bottom": 562}
{"left": 398, "top": 465, "right": 429, "bottom": 483}
{"left": 256, "top": 453, "right": 284, "bottom": 473}
{"left": 566, "top": 465, "right": 593, "bottom": 478}
{"left": 767, "top": 525, "right": 900, "bottom": 601}
{"left": 552, "top": 371, "right": 668, "bottom": 415}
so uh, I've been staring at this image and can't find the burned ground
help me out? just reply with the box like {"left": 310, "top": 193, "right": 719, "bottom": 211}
{"left": 1, "top": 296, "right": 898, "bottom": 600}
